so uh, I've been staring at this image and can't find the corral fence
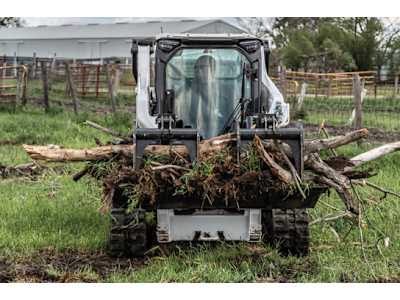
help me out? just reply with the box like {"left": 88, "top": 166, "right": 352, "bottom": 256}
{"left": 0, "top": 56, "right": 132, "bottom": 114}
{"left": 271, "top": 70, "right": 377, "bottom": 98}
{"left": 271, "top": 69, "right": 400, "bottom": 140}
{"left": 52, "top": 64, "right": 110, "bottom": 98}
{"left": 1, "top": 53, "right": 400, "bottom": 139}
{"left": 0, "top": 64, "right": 28, "bottom": 106}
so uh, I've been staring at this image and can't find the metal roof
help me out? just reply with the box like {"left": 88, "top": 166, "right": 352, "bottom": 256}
{"left": 0, "top": 19, "right": 245, "bottom": 40}
{"left": 156, "top": 33, "right": 257, "bottom": 40}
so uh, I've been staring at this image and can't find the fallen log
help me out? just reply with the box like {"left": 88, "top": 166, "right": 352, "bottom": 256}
{"left": 254, "top": 135, "right": 293, "bottom": 184}
{"left": 22, "top": 144, "right": 134, "bottom": 162}
{"left": 306, "top": 153, "right": 359, "bottom": 214}
{"left": 22, "top": 135, "right": 236, "bottom": 162}
{"left": 348, "top": 141, "right": 400, "bottom": 170}
{"left": 22, "top": 128, "right": 370, "bottom": 163}
{"left": 304, "top": 128, "right": 368, "bottom": 154}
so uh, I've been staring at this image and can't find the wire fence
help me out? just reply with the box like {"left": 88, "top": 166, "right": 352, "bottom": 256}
{"left": 271, "top": 70, "right": 400, "bottom": 140}
{"left": 1, "top": 54, "right": 400, "bottom": 140}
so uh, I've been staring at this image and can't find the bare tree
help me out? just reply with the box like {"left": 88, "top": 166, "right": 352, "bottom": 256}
{"left": 0, "top": 17, "right": 23, "bottom": 28}
{"left": 375, "top": 17, "right": 400, "bottom": 78}
{"left": 235, "top": 17, "right": 274, "bottom": 39}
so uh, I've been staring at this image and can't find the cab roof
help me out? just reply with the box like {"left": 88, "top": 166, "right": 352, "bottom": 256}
{"left": 155, "top": 33, "right": 262, "bottom": 43}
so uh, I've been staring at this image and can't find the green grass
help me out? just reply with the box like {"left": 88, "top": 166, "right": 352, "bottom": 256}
{"left": 0, "top": 175, "right": 108, "bottom": 256}
{"left": 24, "top": 79, "right": 135, "bottom": 112}
{"left": 0, "top": 105, "right": 132, "bottom": 165}
{"left": 0, "top": 105, "right": 399, "bottom": 282}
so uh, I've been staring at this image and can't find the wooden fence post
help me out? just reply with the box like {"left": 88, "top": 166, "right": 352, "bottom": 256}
{"left": 40, "top": 61, "right": 50, "bottom": 112}
{"left": 65, "top": 61, "right": 79, "bottom": 115}
{"left": 106, "top": 64, "right": 117, "bottom": 113}
{"left": 95, "top": 64, "right": 100, "bottom": 98}
{"left": 21, "top": 66, "right": 28, "bottom": 106}
{"left": 0, "top": 63, "right": 4, "bottom": 96}
{"left": 48, "top": 53, "right": 57, "bottom": 91}
{"left": 352, "top": 74, "right": 363, "bottom": 130}
{"left": 13, "top": 52, "right": 17, "bottom": 77}
{"left": 314, "top": 76, "right": 319, "bottom": 99}
{"left": 2, "top": 62, "right": 6, "bottom": 80}
{"left": 327, "top": 78, "right": 332, "bottom": 98}
{"left": 16, "top": 66, "right": 21, "bottom": 104}
{"left": 31, "top": 52, "right": 37, "bottom": 79}
{"left": 113, "top": 65, "right": 121, "bottom": 105}
{"left": 81, "top": 65, "right": 86, "bottom": 97}
{"left": 394, "top": 75, "right": 399, "bottom": 98}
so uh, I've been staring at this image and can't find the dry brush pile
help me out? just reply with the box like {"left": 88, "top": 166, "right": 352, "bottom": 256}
{"left": 21, "top": 122, "right": 400, "bottom": 226}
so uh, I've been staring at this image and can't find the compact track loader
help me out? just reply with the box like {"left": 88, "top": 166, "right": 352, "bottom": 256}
{"left": 108, "top": 34, "right": 324, "bottom": 257}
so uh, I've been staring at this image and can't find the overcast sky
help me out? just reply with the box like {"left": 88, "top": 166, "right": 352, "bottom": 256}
{"left": 22, "top": 17, "right": 237, "bottom": 27}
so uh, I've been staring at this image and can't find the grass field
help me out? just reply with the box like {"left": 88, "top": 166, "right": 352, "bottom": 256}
{"left": 0, "top": 104, "right": 399, "bottom": 282}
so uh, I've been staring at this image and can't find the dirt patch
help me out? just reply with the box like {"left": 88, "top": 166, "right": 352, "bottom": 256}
{"left": 0, "top": 163, "right": 66, "bottom": 180}
{"left": 0, "top": 140, "right": 19, "bottom": 146}
{"left": 369, "top": 276, "right": 400, "bottom": 283}
{"left": 0, "top": 248, "right": 146, "bottom": 283}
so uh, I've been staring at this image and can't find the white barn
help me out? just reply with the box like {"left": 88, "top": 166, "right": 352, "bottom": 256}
{"left": 0, "top": 19, "right": 245, "bottom": 60}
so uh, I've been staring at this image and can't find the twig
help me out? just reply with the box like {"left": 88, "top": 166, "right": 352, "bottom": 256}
{"left": 273, "top": 139, "right": 306, "bottom": 199}
{"left": 328, "top": 226, "right": 341, "bottom": 243}
{"left": 84, "top": 120, "right": 132, "bottom": 142}
{"left": 319, "top": 200, "right": 343, "bottom": 212}
{"left": 318, "top": 120, "right": 337, "bottom": 157}
{"left": 310, "top": 211, "right": 352, "bottom": 226}
{"left": 352, "top": 183, "right": 378, "bottom": 281}
{"left": 353, "top": 179, "right": 400, "bottom": 200}
{"left": 151, "top": 164, "right": 190, "bottom": 172}
{"left": 72, "top": 165, "right": 91, "bottom": 182}
{"left": 170, "top": 148, "right": 189, "bottom": 165}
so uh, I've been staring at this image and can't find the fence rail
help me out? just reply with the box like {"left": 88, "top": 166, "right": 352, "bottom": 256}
{"left": 0, "top": 64, "right": 28, "bottom": 104}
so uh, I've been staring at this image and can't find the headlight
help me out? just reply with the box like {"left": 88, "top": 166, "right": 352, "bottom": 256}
{"left": 158, "top": 39, "right": 180, "bottom": 52}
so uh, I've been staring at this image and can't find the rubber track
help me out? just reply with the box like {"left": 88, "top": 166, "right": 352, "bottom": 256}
{"left": 263, "top": 209, "right": 310, "bottom": 256}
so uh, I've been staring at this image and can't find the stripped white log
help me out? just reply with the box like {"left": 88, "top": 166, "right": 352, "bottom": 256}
{"left": 349, "top": 141, "right": 400, "bottom": 169}
{"left": 297, "top": 82, "right": 307, "bottom": 110}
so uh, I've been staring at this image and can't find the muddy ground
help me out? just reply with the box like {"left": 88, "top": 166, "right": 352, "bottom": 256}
{"left": 1, "top": 246, "right": 398, "bottom": 283}
{"left": 0, "top": 248, "right": 146, "bottom": 283}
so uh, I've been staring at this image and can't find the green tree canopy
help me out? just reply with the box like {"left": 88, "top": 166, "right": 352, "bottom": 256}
{"left": 271, "top": 17, "right": 387, "bottom": 72}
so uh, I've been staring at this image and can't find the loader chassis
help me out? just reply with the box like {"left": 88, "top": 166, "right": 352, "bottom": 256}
{"left": 108, "top": 34, "right": 325, "bottom": 257}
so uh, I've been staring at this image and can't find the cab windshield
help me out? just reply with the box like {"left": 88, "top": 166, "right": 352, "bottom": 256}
{"left": 165, "top": 48, "right": 251, "bottom": 139}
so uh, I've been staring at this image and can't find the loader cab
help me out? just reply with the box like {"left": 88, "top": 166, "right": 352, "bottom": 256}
{"left": 132, "top": 34, "right": 280, "bottom": 139}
